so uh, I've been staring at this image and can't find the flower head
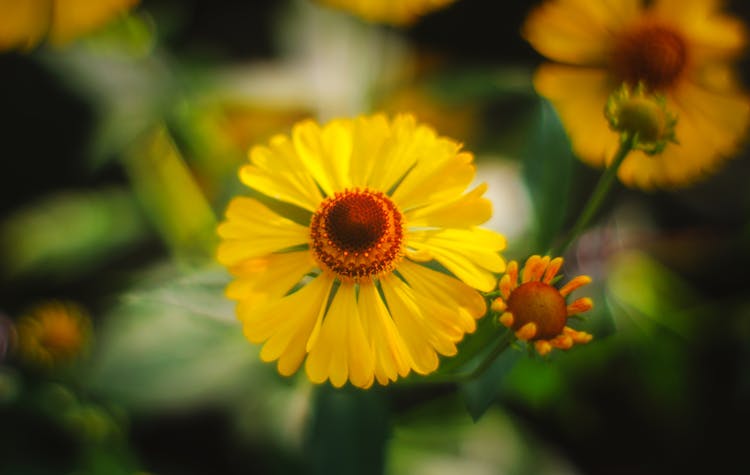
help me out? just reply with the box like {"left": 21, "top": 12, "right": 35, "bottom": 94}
{"left": 605, "top": 83, "right": 678, "bottom": 154}
{"left": 492, "top": 256, "right": 592, "bottom": 356}
{"left": 523, "top": 0, "right": 750, "bottom": 188}
{"left": 217, "top": 113, "right": 506, "bottom": 388}
{"left": 0, "top": 0, "right": 139, "bottom": 51}
{"left": 15, "top": 301, "right": 92, "bottom": 368}
{"left": 315, "top": 0, "right": 457, "bottom": 26}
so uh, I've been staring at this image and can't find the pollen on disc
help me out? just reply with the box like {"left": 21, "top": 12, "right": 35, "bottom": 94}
{"left": 310, "top": 189, "right": 404, "bottom": 280}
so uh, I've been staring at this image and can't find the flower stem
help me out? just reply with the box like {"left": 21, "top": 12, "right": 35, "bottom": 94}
{"left": 410, "top": 330, "right": 515, "bottom": 384}
{"left": 552, "top": 134, "right": 636, "bottom": 256}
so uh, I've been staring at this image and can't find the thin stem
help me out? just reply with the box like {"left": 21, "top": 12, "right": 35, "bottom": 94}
{"left": 409, "top": 331, "right": 515, "bottom": 385}
{"left": 552, "top": 134, "right": 636, "bottom": 256}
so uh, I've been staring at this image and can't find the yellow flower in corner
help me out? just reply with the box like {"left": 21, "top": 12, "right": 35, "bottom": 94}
{"left": 315, "top": 0, "right": 457, "bottom": 26}
{"left": 217, "top": 114, "right": 506, "bottom": 388}
{"left": 15, "top": 301, "right": 92, "bottom": 368}
{"left": 0, "top": 0, "right": 139, "bottom": 51}
{"left": 492, "top": 256, "right": 592, "bottom": 356}
{"left": 523, "top": 0, "right": 750, "bottom": 189}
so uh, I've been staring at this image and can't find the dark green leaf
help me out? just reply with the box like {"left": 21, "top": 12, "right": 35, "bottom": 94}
{"left": 521, "top": 99, "right": 576, "bottom": 253}
{"left": 305, "top": 386, "right": 389, "bottom": 475}
{"left": 460, "top": 346, "right": 522, "bottom": 421}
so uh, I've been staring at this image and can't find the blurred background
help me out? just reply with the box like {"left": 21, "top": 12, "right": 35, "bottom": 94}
{"left": 2, "top": 0, "right": 750, "bottom": 474}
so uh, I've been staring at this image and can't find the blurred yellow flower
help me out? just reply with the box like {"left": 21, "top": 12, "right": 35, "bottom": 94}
{"left": 524, "top": 0, "right": 750, "bottom": 189}
{"left": 0, "top": 0, "right": 138, "bottom": 50}
{"left": 15, "top": 301, "right": 91, "bottom": 368}
{"left": 493, "top": 256, "right": 592, "bottom": 356}
{"left": 217, "top": 113, "right": 506, "bottom": 388}
{"left": 315, "top": 0, "right": 457, "bottom": 25}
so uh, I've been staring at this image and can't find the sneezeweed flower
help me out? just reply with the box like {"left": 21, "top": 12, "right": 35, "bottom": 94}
{"left": 524, "top": 0, "right": 750, "bottom": 189}
{"left": 217, "top": 113, "right": 506, "bottom": 388}
{"left": 492, "top": 256, "right": 593, "bottom": 356}
{"left": 315, "top": 0, "right": 457, "bottom": 26}
{"left": 0, "top": 0, "right": 139, "bottom": 51}
{"left": 15, "top": 301, "right": 92, "bottom": 368}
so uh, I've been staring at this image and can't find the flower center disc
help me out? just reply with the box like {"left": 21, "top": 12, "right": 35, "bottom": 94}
{"left": 507, "top": 281, "right": 567, "bottom": 340}
{"left": 310, "top": 189, "right": 404, "bottom": 280}
{"left": 612, "top": 23, "right": 687, "bottom": 90}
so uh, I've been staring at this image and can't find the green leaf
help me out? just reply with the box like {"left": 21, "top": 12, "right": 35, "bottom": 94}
{"left": 521, "top": 99, "right": 576, "bottom": 253}
{"left": 124, "top": 126, "right": 218, "bottom": 264}
{"left": 607, "top": 250, "right": 700, "bottom": 338}
{"left": 425, "top": 67, "right": 535, "bottom": 103}
{"left": 1, "top": 188, "right": 148, "bottom": 280}
{"left": 305, "top": 386, "right": 389, "bottom": 475}
{"left": 84, "top": 266, "right": 262, "bottom": 409}
{"left": 460, "top": 346, "right": 522, "bottom": 421}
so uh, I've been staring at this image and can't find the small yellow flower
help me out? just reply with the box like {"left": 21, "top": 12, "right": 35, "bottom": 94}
{"left": 315, "top": 0, "right": 457, "bottom": 26}
{"left": 15, "top": 301, "right": 91, "bottom": 368}
{"left": 0, "top": 0, "right": 139, "bottom": 51}
{"left": 218, "top": 113, "right": 506, "bottom": 388}
{"left": 493, "top": 256, "right": 592, "bottom": 356}
{"left": 523, "top": 0, "right": 750, "bottom": 189}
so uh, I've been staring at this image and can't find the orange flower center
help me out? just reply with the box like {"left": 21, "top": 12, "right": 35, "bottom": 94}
{"left": 507, "top": 281, "right": 567, "bottom": 340}
{"left": 310, "top": 189, "right": 404, "bottom": 280}
{"left": 612, "top": 22, "right": 687, "bottom": 91}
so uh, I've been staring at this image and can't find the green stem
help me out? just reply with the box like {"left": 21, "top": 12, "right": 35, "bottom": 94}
{"left": 552, "top": 134, "right": 636, "bottom": 256}
{"left": 410, "top": 331, "right": 515, "bottom": 385}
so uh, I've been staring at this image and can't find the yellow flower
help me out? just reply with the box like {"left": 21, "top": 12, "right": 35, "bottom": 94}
{"left": 523, "top": 0, "right": 750, "bottom": 189}
{"left": 0, "top": 0, "right": 138, "bottom": 50}
{"left": 15, "top": 301, "right": 91, "bottom": 368}
{"left": 217, "top": 113, "right": 506, "bottom": 388}
{"left": 315, "top": 0, "right": 457, "bottom": 26}
{"left": 493, "top": 256, "right": 592, "bottom": 356}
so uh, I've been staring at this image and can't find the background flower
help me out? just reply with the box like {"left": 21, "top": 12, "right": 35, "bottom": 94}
{"left": 0, "top": 0, "right": 139, "bottom": 50}
{"left": 524, "top": 0, "right": 750, "bottom": 188}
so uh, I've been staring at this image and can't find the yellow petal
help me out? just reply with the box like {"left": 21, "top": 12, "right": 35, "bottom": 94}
{"left": 381, "top": 275, "right": 462, "bottom": 370}
{"left": 397, "top": 259, "right": 486, "bottom": 330}
{"left": 533, "top": 64, "right": 619, "bottom": 169}
{"left": 292, "top": 119, "right": 352, "bottom": 196}
{"left": 358, "top": 282, "right": 413, "bottom": 383}
{"left": 0, "top": 0, "right": 49, "bottom": 50}
{"left": 238, "top": 275, "right": 333, "bottom": 376}
{"left": 225, "top": 251, "right": 316, "bottom": 308}
{"left": 365, "top": 114, "right": 424, "bottom": 193}
{"left": 305, "top": 284, "right": 375, "bottom": 388}
{"left": 653, "top": 0, "right": 746, "bottom": 60}
{"left": 348, "top": 114, "right": 390, "bottom": 187}
{"left": 404, "top": 183, "right": 492, "bottom": 228}
{"left": 619, "top": 82, "right": 750, "bottom": 188}
{"left": 216, "top": 197, "right": 309, "bottom": 266}
{"left": 407, "top": 228, "right": 506, "bottom": 292}
{"left": 379, "top": 275, "right": 441, "bottom": 374}
{"left": 522, "top": 0, "right": 639, "bottom": 66}
{"left": 241, "top": 134, "right": 323, "bottom": 211}
{"left": 391, "top": 143, "right": 474, "bottom": 212}
{"left": 50, "top": 0, "right": 139, "bottom": 45}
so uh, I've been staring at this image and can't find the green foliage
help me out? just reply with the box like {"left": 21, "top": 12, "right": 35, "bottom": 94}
{"left": 521, "top": 100, "right": 575, "bottom": 253}
{"left": 85, "top": 266, "right": 260, "bottom": 410}
{"left": 306, "top": 386, "right": 389, "bottom": 475}
{"left": 1, "top": 188, "right": 148, "bottom": 280}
